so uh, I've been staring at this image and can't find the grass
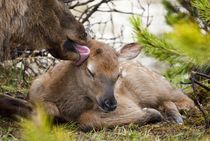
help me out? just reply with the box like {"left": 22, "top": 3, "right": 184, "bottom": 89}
{"left": 0, "top": 65, "right": 32, "bottom": 96}
{"left": 0, "top": 65, "right": 210, "bottom": 141}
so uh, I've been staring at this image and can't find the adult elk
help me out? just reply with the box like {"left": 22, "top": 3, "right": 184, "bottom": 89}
{"left": 0, "top": 40, "right": 194, "bottom": 131}
{"left": 0, "top": 0, "right": 89, "bottom": 63}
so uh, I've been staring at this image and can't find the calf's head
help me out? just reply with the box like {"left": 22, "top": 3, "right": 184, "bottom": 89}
{"left": 78, "top": 40, "right": 141, "bottom": 112}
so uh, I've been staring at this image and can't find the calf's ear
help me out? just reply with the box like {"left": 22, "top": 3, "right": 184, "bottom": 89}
{"left": 117, "top": 43, "right": 141, "bottom": 61}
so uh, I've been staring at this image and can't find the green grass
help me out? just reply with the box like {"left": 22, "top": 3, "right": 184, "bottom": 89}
{"left": 19, "top": 114, "right": 210, "bottom": 141}
{"left": 0, "top": 103, "right": 209, "bottom": 141}
{"left": 0, "top": 65, "right": 32, "bottom": 95}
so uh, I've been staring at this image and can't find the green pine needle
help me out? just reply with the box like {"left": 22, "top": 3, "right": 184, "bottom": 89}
{"left": 130, "top": 16, "right": 209, "bottom": 84}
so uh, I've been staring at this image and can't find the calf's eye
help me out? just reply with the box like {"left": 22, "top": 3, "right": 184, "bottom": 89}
{"left": 87, "top": 68, "right": 95, "bottom": 78}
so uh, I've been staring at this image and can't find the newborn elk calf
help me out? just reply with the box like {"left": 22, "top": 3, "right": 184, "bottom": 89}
{"left": 0, "top": 40, "right": 194, "bottom": 131}
{"left": 77, "top": 45, "right": 194, "bottom": 130}
{"left": 0, "top": 40, "right": 161, "bottom": 128}
{"left": 0, "top": 0, "right": 89, "bottom": 62}
{"left": 113, "top": 60, "right": 195, "bottom": 124}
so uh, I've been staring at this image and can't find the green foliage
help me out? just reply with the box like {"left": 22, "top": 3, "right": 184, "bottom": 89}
{"left": 162, "top": 0, "right": 193, "bottom": 25}
{"left": 130, "top": 17, "right": 192, "bottom": 83}
{"left": 21, "top": 107, "right": 75, "bottom": 141}
{"left": 130, "top": 17, "right": 184, "bottom": 63}
{"left": 192, "top": 0, "right": 210, "bottom": 26}
{"left": 165, "top": 22, "right": 210, "bottom": 65}
{"left": 130, "top": 0, "right": 210, "bottom": 84}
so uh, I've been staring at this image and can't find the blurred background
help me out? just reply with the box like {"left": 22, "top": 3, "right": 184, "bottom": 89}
{"left": 70, "top": 0, "right": 175, "bottom": 72}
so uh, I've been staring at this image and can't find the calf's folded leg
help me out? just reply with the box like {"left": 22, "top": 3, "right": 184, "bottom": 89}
{"left": 78, "top": 103, "right": 163, "bottom": 131}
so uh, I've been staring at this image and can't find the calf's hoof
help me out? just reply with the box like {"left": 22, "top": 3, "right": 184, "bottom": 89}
{"left": 143, "top": 108, "right": 163, "bottom": 124}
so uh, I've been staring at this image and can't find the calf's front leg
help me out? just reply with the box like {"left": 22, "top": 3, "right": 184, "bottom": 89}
{"left": 78, "top": 101, "right": 163, "bottom": 131}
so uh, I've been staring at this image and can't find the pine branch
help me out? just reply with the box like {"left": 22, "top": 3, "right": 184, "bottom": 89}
{"left": 130, "top": 16, "right": 210, "bottom": 83}
{"left": 191, "top": 0, "right": 210, "bottom": 28}
{"left": 130, "top": 17, "right": 185, "bottom": 63}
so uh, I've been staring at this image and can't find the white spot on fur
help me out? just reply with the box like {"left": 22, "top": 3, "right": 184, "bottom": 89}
{"left": 19, "top": 2, "right": 28, "bottom": 16}
{"left": 122, "top": 70, "right": 127, "bottom": 77}
{"left": 87, "top": 62, "right": 95, "bottom": 73}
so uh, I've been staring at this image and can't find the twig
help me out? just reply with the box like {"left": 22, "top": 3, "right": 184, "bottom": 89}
{"left": 97, "top": 9, "right": 141, "bottom": 16}
{"left": 180, "top": 80, "right": 210, "bottom": 91}
{"left": 68, "top": 0, "right": 95, "bottom": 9}
{"left": 192, "top": 71, "right": 210, "bottom": 79}
{"left": 193, "top": 79, "right": 210, "bottom": 91}
{"left": 190, "top": 73, "right": 209, "bottom": 130}
{"left": 81, "top": 0, "right": 112, "bottom": 24}
{"left": 146, "top": 1, "right": 152, "bottom": 27}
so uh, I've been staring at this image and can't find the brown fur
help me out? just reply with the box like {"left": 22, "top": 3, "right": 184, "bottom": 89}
{"left": 0, "top": 0, "right": 87, "bottom": 61}
{"left": 114, "top": 60, "right": 195, "bottom": 123}
{"left": 78, "top": 60, "right": 195, "bottom": 130}
{"left": 28, "top": 40, "right": 163, "bottom": 130}
{"left": 29, "top": 40, "right": 121, "bottom": 121}
{"left": 0, "top": 40, "right": 194, "bottom": 131}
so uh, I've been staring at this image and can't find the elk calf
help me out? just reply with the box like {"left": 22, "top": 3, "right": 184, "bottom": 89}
{"left": 0, "top": 40, "right": 162, "bottom": 129}
{"left": 114, "top": 60, "right": 195, "bottom": 124}
{"left": 78, "top": 44, "right": 194, "bottom": 130}
{"left": 28, "top": 40, "right": 163, "bottom": 127}
{"left": 0, "top": 40, "right": 194, "bottom": 131}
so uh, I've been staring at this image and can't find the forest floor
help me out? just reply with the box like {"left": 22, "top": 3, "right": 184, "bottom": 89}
{"left": 0, "top": 66, "right": 210, "bottom": 141}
